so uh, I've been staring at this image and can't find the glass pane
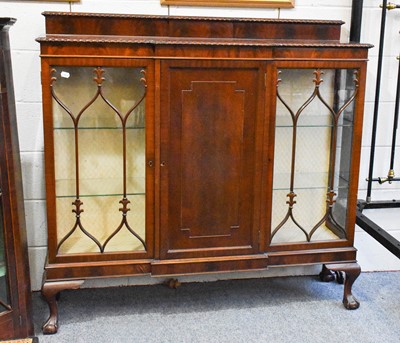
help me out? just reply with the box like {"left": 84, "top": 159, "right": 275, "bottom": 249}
{"left": 271, "top": 68, "right": 357, "bottom": 244}
{"left": 51, "top": 66, "right": 147, "bottom": 254}
{"left": 0, "top": 194, "right": 11, "bottom": 312}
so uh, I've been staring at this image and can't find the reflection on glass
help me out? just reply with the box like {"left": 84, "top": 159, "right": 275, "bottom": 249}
{"left": 271, "top": 69, "right": 357, "bottom": 244}
{"left": 0, "top": 195, "right": 11, "bottom": 312}
{"left": 51, "top": 67, "right": 147, "bottom": 254}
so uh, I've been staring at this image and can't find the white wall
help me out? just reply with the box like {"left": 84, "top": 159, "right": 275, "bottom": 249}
{"left": 2, "top": 0, "right": 400, "bottom": 290}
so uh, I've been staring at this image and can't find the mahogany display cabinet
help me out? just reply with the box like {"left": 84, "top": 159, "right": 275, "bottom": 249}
{"left": 37, "top": 12, "right": 372, "bottom": 334}
{"left": 0, "top": 18, "right": 34, "bottom": 339}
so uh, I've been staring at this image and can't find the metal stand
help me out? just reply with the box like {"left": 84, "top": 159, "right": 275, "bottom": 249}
{"left": 354, "top": 1, "right": 400, "bottom": 258}
{"left": 357, "top": 201, "right": 400, "bottom": 259}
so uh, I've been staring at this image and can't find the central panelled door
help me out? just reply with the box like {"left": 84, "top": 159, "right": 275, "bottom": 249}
{"left": 159, "top": 60, "right": 266, "bottom": 261}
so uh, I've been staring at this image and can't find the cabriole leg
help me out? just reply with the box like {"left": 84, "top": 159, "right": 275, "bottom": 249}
{"left": 41, "top": 280, "right": 84, "bottom": 334}
{"left": 319, "top": 264, "right": 336, "bottom": 282}
{"left": 321, "top": 263, "right": 361, "bottom": 310}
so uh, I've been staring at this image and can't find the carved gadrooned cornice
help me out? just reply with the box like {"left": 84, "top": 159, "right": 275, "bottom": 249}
{"left": 42, "top": 11, "right": 345, "bottom": 26}
{"left": 36, "top": 35, "right": 373, "bottom": 49}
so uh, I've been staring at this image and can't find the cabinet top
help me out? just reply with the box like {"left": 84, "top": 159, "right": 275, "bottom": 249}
{"left": 38, "top": 12, "right": 373, "bottom": 56}
{"left": 41, "top": 11, "right": 345, "bottom": 42}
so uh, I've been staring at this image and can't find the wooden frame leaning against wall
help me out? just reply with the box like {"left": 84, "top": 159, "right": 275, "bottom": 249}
{"left": 160, "top": 0, "right": 295, "bottom": 8}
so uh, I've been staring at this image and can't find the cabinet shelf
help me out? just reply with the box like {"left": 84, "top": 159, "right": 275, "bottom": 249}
{"left": 55, "top": 177, "right": 145, "bottom": 198}
{"left": 54, "top": 126, "right": 145, "bottom": 130}
{"left": 273, "top": 172, "right": 348, "bottom": 191}
{"left": 275, "top": 115, "right": 353, "bottom": 128}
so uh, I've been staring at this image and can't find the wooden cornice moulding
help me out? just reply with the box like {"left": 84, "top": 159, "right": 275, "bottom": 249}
{"left": 36, "top": 35, "right": 373, "bottom": 49}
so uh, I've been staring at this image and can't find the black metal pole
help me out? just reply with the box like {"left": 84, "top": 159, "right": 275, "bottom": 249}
{"left": 366, "top": 0, "right": 388, "bottom": 202}
{"left": 389, "top": 56, "right": 400, "bottom": 172}
{"left": 350, "top": 0, "right": 364, "bottom": 42}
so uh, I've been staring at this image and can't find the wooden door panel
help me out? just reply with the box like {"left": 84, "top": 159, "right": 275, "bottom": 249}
{"left": 181, "top": 81, "right": 243, "bottom": 239}
{"left": 160, "top": 61, "right": 264, "bottom": 259}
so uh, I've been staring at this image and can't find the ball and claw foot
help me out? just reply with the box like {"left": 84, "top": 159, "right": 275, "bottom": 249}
{"left": 42, "top": 319, "right": 58, "bottom": 335}
{"left": 320, "top": 263, "right": 361, "bottom": 310}
{"left": 319, "top": 264, "right": 336, "bottom": 282}
{"left": 319, "top": 265, "right": 345, "bottom": 284}
{"left": 343, "top": 293, "right": 360, "bottom": 310}
{"left": 41, "top": 280, "right": 84, "bottom": 334}
{"left": 164, "top": 278, "right": 181, "bottom": 289}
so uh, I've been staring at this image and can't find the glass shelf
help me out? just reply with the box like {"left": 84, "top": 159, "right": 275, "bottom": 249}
{"left": 273, "top": 172, "right": 348, "bottom": 191}
{"left": 54, "top": 126, "right": 145, "bottom": 130}
{"left": 275, "top": 115, "right": 353, "bottom": 128}
{"left": 55, "top": 177, "right": 145, "bottom": 198}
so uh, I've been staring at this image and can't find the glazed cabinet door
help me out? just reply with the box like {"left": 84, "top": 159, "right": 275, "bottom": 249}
{"left": 42, "top": 60, "right": 155, "bottom": 266}
{"left": 159, "top": 60, "right": 265, "bottom": 259}
{"left": 0, "top": 132, "right": 31, "bottom": 339}
{"left": 267, "top": 65, "right": 365, "bottom": 251}
{"left": 0, "top": 18, "right": 33, "bottom": 339}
